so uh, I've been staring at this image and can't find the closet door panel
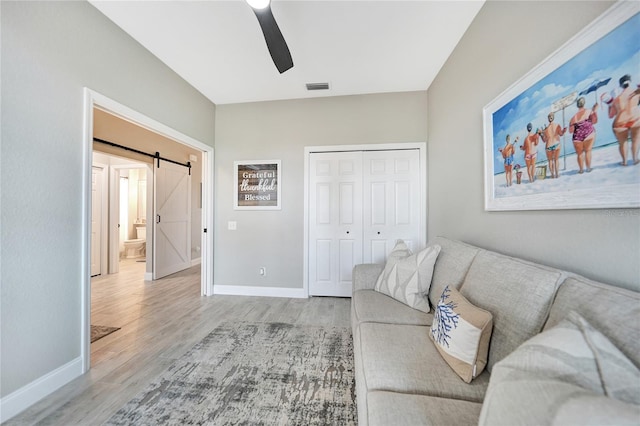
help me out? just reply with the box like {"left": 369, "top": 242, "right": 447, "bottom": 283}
{"left": 309, "top": 152, "right": 363, "bottom": 297}
{"left": 314, "top": 239, "right": 332, "bottom": 282}
{"left": 370, "top": 240, "right": 388, "bottom": 265}
{"left": 339, "top": 239, "right": 356, "bottom": 283}
{"left": 395, "top": 181, "right": 411, "bottom": 225}
{"left": 363, "top": 149, "right": 421, "bottom": 261}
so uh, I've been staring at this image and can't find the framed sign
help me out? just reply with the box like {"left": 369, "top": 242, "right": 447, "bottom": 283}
{"left": 234, "top": 160, "right": 281, "bottom": 210}
{"left": 483, "top": 2, "right": 640, "bottom": 211}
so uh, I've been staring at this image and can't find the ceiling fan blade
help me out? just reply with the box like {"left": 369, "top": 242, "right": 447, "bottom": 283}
{"left": 251, "top": 4, "right": 294, "bottom": 74}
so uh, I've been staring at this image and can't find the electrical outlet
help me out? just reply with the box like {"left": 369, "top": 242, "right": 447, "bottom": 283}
{"left": 259, "top": 267, "right": 267, "bottom": 277}
{"left": 228, "top": 221, "right": 237, "bottom": 230}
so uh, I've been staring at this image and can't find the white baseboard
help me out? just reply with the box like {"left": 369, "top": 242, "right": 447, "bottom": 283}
{"left": 191, "top": 257, "right": 201, "bottom": 267}
{"left": 213, "top": 284, "right": 307, "bottom": 299}
{"left": 0, "top": 357, "right": 83, "bottom": 423}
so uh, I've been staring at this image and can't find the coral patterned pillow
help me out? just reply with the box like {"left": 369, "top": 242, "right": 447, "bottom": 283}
{"left": 429, "top": 285, "right": 493, "bottom": 383}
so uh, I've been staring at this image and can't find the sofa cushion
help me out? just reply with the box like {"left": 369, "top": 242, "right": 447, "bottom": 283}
{"left": 428, "top": 237, "right": 480, "bottom": 309}
{"left": 367, "top": 391, "right": 482, "bottom": 426}
{"left": 356, "top": 322, "right": 490, "bottom": 402}
{"left": 459, "top": 250, "right": 564, "bottom": 371}
{"left": 352, "top": 323, "right": 368, "bottom": 426}
{"left": 544, "top": 275, "right": 640, "bottom": 369}
{"left": 352, "top": 263, "right": 385, "bottom": 293}
{"left": 430, "top": 286, "right": 493, "bottom": 383}
{"left": 352, "top": 290, "right": 432, "bottom": 327}
{"left": 551, "top": 395, "right": 640, "bottom": 426}
{"left": 374, "top": 241, "right": 440, "bottom": 313}
{"left": 478, "top": 311, "right": 640, "bottom": 426}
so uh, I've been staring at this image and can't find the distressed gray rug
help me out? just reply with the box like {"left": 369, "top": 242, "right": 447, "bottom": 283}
{"left": 107, "top": 322, "right": 356, "bottom": 425}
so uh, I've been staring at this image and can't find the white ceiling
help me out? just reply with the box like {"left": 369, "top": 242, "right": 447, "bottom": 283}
{"left": 90, "top": 0, "right": 484, "bottom": 105}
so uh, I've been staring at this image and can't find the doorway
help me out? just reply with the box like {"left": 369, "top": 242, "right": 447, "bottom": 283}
{"left": 82, "top": 88, "right": 215, "bottom": 373}
{"left": 92, "top": 152, "right": 152, "bottom": 278}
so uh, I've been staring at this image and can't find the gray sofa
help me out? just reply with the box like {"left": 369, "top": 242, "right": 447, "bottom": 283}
{"left": 351, "top": 236, "right": 640, "bottom": 425}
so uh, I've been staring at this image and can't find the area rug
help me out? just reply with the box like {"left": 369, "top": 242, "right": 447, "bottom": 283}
{"left": 91, "top": 325, "right": 120, "bottom": 343}
{"left": 106, "top": 322, "right": 356, "bottom": 425}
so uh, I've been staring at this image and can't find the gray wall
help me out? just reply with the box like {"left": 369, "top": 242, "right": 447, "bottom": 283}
{"left": 214, "top": 92, "right": 427, "bottom": 288}
{"left": 427, "top": 0, "right": 639, "bottom": 291}
{"left": 1, "top": 1, "right": 215, "bottom": 397}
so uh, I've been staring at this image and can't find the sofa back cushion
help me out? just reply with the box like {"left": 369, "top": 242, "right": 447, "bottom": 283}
{"left": 544, "top": 275, "right": 640, "bottom": 369}
{"left": 428, "top": 237, "right": 480, "bottom": 309}
{"left": 460, "top": 250, "right": 565, "bottom": 372}
{"left": 479, "top": 311, "right": 640, "bottom": 426}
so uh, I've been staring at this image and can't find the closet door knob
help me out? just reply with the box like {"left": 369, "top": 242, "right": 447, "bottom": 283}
{"left": 346, "top": 231, "right": 350, "bottom": 234}
{"left": 377, "top": 231, "right": 381, "bottom": 235}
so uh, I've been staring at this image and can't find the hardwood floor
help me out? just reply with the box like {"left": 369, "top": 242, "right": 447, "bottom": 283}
{"left": 6, "top": 259, "right": 351, "bottom": 425}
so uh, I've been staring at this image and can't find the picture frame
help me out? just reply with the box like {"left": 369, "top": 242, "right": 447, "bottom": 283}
{"left": 234, "top": 160, "right": 281, "bottom": 210}
{"left": 483, "top": 2, "right": 640, "bottom": 211}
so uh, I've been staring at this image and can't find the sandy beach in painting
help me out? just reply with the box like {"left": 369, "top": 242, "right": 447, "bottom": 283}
{"left": 494, "top": 143, "right": 640, "bottom": 205}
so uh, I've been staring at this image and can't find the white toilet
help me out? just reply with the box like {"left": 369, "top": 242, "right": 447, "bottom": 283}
{"left": 124, "top": 224, "right": 146, "bottom": 259}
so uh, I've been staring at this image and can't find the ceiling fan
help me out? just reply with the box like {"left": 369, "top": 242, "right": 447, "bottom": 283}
{"left": 246, "top": 0, "right": 294, "bottom": 74}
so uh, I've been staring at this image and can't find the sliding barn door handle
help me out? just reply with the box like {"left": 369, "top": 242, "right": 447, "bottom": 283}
{"left": 156, "top": 214, "right": 161, "bottom": 224}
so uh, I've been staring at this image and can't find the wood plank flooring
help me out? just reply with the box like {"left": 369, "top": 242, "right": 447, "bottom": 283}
{"left": 6, "top": 260, "right": 351, "bottom": 425}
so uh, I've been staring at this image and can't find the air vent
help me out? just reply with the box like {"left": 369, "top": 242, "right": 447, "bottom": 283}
{"left": 306, "top": 82, "right": 330, "bottom": 91}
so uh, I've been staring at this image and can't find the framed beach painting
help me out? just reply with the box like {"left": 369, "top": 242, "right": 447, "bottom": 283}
{"left": 234, "top": 160, "right": 281, "bottom": 210}
{"left": 483, "top": 2, "right": 640, "bottom": 211}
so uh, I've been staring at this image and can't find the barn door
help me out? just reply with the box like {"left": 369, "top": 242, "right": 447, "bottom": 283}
{"left": 153, "top": 159, "right": 191, "bottom": 279}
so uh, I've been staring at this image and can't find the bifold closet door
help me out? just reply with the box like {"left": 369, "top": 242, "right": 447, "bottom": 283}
{"left": 309, "top": 152, "right": 363, "bottom": 297}
{"left": 363, "top": 149, "right": 421, "bottom": 263}
{"left": 308, "top": 149, "right": 422, "bottom": 297}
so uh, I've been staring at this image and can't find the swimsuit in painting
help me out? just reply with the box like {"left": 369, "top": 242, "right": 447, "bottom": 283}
{"left": 615, "top": 118, "right": 639, "bottom": 130}
{"left": 504, "top": 155, "right": 514, "bottom": 166}
{"left": 546, "top": 143, "right": 560, "bottom": 152}
{"left": 525, "top": 152, "right": 537, "bottom": 161}
{"left": 572, "top": 117, "right": 595, "bottom": 142}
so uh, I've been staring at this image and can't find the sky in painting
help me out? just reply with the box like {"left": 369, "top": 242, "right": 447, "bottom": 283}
{"left": 491, "top": 12, "right": 640, "bottom": 175}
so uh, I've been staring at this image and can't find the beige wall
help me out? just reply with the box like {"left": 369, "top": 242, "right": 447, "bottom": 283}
{"left": 427, "top": 0, "right": 639, "bottom": 291}
{"left": 214, "top": 92, "right": 427, "bottom": 289}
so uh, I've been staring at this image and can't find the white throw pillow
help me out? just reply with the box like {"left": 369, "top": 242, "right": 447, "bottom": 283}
{"left": 373, "top": 241, "right": 441, "bottom": 313}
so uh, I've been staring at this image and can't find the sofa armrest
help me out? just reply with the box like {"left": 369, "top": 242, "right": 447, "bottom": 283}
{"left": 353, "top": 263, "right": 384, "bottom": 293}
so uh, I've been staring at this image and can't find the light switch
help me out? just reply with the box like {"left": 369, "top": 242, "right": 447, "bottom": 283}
{"left": 228, "top": 221, "right": 237, "bottom": 230}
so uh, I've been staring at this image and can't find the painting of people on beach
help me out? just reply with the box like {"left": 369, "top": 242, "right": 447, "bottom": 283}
{"left": 484, "top": 3, "right": 640, "bottom": 211}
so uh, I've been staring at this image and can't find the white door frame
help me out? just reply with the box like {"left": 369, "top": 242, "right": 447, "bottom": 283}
{"left": 303, "top": 142, "right": 427, "bottom": 298}
{"left": 81, "top": 88, "right": 215, "bottom": 373}
{"left": 91, "top": 162, "right": 109, "bottom": 276}
{"left": 108, "top": 166, "right": 120, "bottom": 275}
